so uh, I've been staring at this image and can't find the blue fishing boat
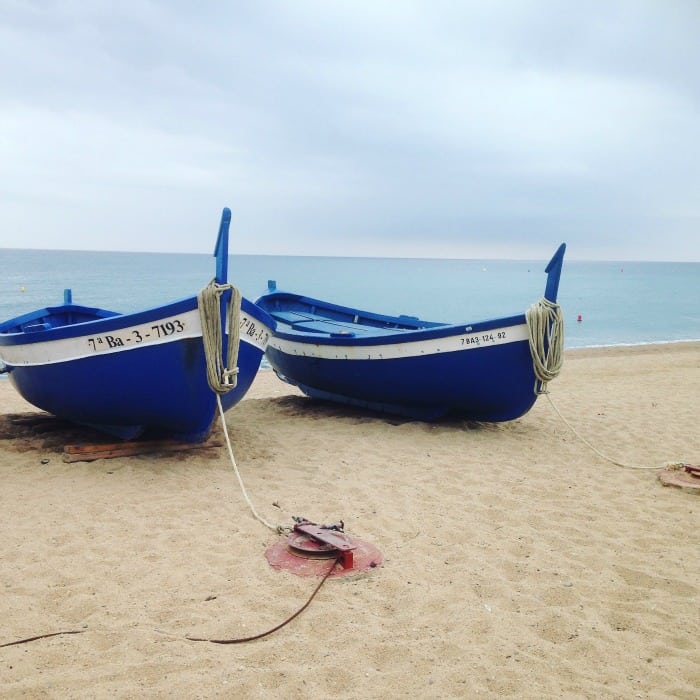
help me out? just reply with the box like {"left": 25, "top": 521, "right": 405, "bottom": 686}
{"left": 0, "top": 208, "right": 275, "bottom": 442}
{"left": 256, "top": 244, "right": 566, "bottom": 421}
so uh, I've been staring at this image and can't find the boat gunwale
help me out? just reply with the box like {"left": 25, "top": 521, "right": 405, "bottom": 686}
{"left": 0, "top": 295, "right": 275, "bottom": 348}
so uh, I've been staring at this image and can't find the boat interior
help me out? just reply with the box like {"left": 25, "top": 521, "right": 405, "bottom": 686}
{"left": 263, "top": 300, "right": 442, "bottom": 338}
{"left": 0, "top": 304, "right": 118, "bottom": 334}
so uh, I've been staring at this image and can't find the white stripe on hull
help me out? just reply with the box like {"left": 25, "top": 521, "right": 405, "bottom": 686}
{"left": 270, "top": 322, "right": 529, "bottom": 361}
{"left": 0, "top": 308, "right": 273, "bottom": 367}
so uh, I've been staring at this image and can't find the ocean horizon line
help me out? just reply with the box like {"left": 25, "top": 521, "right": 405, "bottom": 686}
{"left": 2, "top": 246, "right": 698, "bottom": 265}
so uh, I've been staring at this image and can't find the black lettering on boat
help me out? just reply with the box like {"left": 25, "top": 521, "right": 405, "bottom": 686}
{"left": 105, "top": 335, "right": 124, "bottom": 348}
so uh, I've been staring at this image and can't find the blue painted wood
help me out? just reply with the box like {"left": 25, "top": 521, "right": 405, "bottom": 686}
{"left": 544, "top": 243, "right": 566, "bottom": 302}
{"left": 214, "top": 207, "right": 231, "bottom": 285}
{"left": 2, "top": 300, "right": 267, "bottom": 441}
{"left": 0, "top": 208, "right": 275, "bottom": 442}
{"left": 257, "top": 244, "right": 566, "bottom": 422}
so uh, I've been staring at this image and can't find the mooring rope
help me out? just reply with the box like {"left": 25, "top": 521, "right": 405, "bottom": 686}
{"left": 0, "top": 629, "right": 87, "bottom": 648}
{"left": 216, "top": 394, "right": 282, "bottom": 532}
{"left": 543, "top": 392, "right": 683, "bottom": 471}
{"left": 197, "top": 279, "right": 242, "bottom": 394}
{"left": 185, "top": 553, "right": 340, "bottom": 644}
{"left": 3, "top": 553, "right": 338, "bottom": 648}
{"left": 197, "top": 280, "right": 283, "bottom": 532}
{"left": 526, "top": 298, "right": 682, "bottom": 471}
{"left": 525, "top": 296, "right": 565, "bottom": 395}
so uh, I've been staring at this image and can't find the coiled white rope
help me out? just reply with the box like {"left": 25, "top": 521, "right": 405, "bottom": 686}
{"left": 197, "top": 279, "right": 242, "bottom": 393}
{"left": 526, "top": 297, "right": 565, "bottom": 394}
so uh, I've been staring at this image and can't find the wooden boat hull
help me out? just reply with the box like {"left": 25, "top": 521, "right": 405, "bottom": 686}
{"left": 257, "top": 244, "right": 565, "bottom": 421}
{"left": 0, "top": 297, "right": 273, "bottom": 441}
{"left": 264, "top": 315, "right": 537, "bottom": 421}
{"left": 0, "top": 209, "right": 275, "bottom": 441}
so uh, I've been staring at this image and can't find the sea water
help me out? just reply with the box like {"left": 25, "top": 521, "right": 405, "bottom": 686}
{"left": 1, "top": 248, "right": 699, "bottom": 352}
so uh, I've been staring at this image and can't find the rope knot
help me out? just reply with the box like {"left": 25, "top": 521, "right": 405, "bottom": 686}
{"left": 222, "top": 367, "right": 240, "bottom": 385}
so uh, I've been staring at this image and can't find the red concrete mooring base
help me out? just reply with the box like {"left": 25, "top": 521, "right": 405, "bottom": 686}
{"left": 265, "top": 535, "right": 384, "bottom": 578}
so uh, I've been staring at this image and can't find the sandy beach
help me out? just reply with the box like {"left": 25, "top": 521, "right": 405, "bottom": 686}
{"left": 0, "top": 342, "right": 698, "bottom": 699}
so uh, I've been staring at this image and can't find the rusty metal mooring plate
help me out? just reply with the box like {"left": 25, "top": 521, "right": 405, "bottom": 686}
{"left": 287, "top": 531, "right": 339, "bottom": 558}
{"left": 266, "top": 535, "right": 384, "bottom": 578}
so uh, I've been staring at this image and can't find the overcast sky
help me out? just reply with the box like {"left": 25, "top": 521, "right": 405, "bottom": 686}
{"left": 1, "top": 1, "right": 699, "bottom": 260}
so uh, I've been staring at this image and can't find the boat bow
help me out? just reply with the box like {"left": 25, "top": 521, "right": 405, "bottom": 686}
{"left": 544, "top": 243, "right": 566, "bottom": 303}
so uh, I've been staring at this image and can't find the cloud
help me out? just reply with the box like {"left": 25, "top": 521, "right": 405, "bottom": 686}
{"left": 1, "top": 1, "right": 699, "bottom": 260}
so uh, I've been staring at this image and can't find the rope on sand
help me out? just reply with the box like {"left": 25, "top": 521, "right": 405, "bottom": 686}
{"left": 0, "top": 629, "right": 87, "bottom": 648}
{"left": 526, "top": 298, "right": 683, "bottom": 471}
{"left": 543, "top": 392, "right": 681, "bottom": 471}
{"left": 185, "top": 554, "right": 340, "bottom": 644}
